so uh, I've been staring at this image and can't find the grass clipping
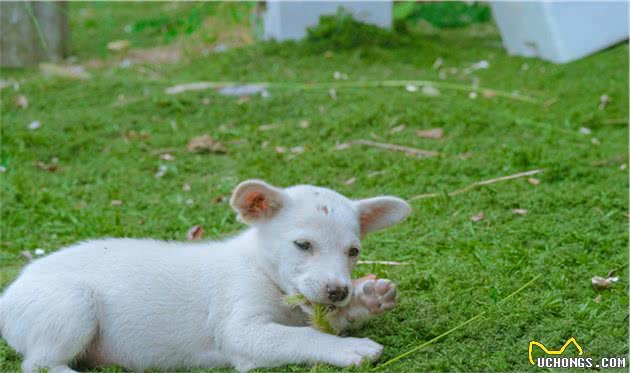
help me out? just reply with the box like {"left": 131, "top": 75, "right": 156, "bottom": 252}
{"left": 284, "top": 294, "right": 337, "bottom": 335}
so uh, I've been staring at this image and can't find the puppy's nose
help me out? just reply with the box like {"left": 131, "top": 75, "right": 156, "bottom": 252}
{"left": 326, "top": 284, "right": 349, "bottom": 302}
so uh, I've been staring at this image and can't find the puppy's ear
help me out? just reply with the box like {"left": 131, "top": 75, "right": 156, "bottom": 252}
{"left": 356, "top": 197, "right": 411, "bottom": 235}
{"left": 230, "top": 180, "right": 286, "bottom": 224}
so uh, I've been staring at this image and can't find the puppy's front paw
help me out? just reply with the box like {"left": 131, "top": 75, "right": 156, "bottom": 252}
{"left": 356, "top": 277, "right": 397, "bottom": 316}
{"left": 329, "top": 337, "right": 383, "bottom": 367}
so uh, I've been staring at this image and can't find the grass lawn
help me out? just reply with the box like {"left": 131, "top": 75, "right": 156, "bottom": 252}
{"left": 1, "top": 3, "right": 628, "bottom": 372}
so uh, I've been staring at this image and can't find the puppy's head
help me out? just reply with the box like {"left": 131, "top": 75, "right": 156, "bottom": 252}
{"left": 230, "top": 180, "right": 411, "bottom": 306}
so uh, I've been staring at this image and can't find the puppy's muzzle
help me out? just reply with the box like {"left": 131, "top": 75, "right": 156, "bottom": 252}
{"left": 326, "top": 284, "right": 349, "bottom": 303}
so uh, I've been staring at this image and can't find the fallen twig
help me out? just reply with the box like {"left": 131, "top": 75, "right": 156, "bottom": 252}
{"left": 603, "top": 118, "right": 628, "bottom": 125}
{"left": 409, "top": 169, "right": 544, "bottom": 201}
{"left": 349, "top": 140, "right": 438, "bottom": 158}
{"left": 592, "top": 154, "right": 629, "bottom": 166}
{"left": 373, "top": 274, "right": 543, "bottom": 371}
{"left": 357, "top": 260, "right": 409, "bottom": 266}
{"left": 163, "top": 80, "right": 539, "bottom": 103}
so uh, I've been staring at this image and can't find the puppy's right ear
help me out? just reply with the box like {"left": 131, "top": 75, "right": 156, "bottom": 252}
{"left": 230, "top": 180, "right": 286, "bottom": 224}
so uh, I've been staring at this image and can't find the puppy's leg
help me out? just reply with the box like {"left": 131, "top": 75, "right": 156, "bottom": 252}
{"left": 223, "top": 322, "right": 382, "bottom": 370}
{"left": 329, "top": 275, "right": 397, "bottom": 332}
{"left": 3, "top": 279, "right": 98, "bottom": 373}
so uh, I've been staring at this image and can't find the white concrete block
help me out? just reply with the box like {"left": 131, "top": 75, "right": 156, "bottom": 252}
{"left": 490, "top": 1, "right": 629, "bottom": 63}
{"left": 263, "top": 1, "right": 392, "bottom": 41}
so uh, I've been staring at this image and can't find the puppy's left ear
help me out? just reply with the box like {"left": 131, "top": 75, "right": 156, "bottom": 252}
{"left": 230, "top": 180, "right": 286, "bottom": 224}
{"left": 356, "top": 197, "right": 411, "bottom": 235}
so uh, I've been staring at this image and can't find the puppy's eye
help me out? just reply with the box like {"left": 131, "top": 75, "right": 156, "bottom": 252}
{"left": 293, "top": 240, "right": 312, "bottom": 251}
{"left": 348, "top": 247, "right": 360, "bottom": 257}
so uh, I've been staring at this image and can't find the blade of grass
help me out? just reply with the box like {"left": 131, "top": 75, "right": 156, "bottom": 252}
{"left": 373, "top": 273, "right": 543, "bottom": 371}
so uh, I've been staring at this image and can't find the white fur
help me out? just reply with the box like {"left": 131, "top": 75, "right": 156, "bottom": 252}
{"left": 0, "top": 181, "right": 410, "bottom": 372}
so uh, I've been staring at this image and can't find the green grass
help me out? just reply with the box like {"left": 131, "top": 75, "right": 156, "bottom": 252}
{"left": 1, "top": 3, "right": 628, "bottom": 372}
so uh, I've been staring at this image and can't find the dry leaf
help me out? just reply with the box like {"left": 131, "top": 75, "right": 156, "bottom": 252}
{"left": 34, "top": 160, "right": 59, "bottom": 172}
{"left": 107, "top": 40, "right": 131, "bottom": 52}
{"left": 21, "top": 250, "right": 33, "bottom": 260}
{"left": 212, "top": 195, "right": 225, "bottom": 204}
{"left": 469, "top": 91, "right": 478, "bottom": 99}
{"left": 259, "top": 124, "right": 276, "bottom": 131}
{"left": 591, "top": 138, "right": 600, "bottom": 145}
{"left": 261, "top": 141, "right": 269, "bottom": 148}
{"left": 457, "top": 151, "right": 474, "bottom": 160}
{"left": 299, "top": 120, "right": 310, "bottom": 129}
{"left": 40, "top": 63, "right": 91, "bottom": 80}
{"left": 128, "top": 45, "right": 181, "bottom": 64}
{"left": 274, "top": 146, "right": 286, "bottom": 154}
{"left": 599, "top": 94, "right": 610, "bottom": 110}
{"left": 335, "top": 143, "right": 351, "bottom": 151}
{"left": 432, "top": 57, "right": 443, "bottom": 70}
{"left": 421, "top": 85, "right": 440, "bottom": 97}
{"left": 528, "top": 178, "right": 540, "bottom": 185}
{"left": 470, "top": 211, "right": 485, "bottom": 222}
{"left": 324, "top": 50, "right": 334, "bottom": 58}
{"left": 405, "top": 84, "right": 418, "bottom": 92}
{"left": 290, "top": 146, "right": 304, "bottom": 154}
{"left": 416, "top": 128, "right": 444, "bottom": 139}
{"left": 186, "top": 225, "right": 204, "bottom": 240}
{"left": 110, "top": 200, "right": 123, "bottom": 206}
{"left": 0, "top": 79, "right": 19, "bottom": 91}
{"left": 154, "top": 165, "right": 168, "bottom": 178}
{"left": 482, "top": 90, "right": 496, "bottom": 99}
{"left": 28, "top": 120, "right": 41, "bottom": 130}
{"left": 329, "top": 88, "right": 337, "bottom": 100}
{"left": 591, "top": 275, "right": 619, "bottom": 290}
{"left": 390, "top": 125, "right": 406, "bottom": 133}
{"left": 166, "top": 82, "right": 213, "bottom": 95}
{"left": 333, "top": 71, "right": 348, "bottom": 80}
{"left": 512, "top": 208, "right": 528, "bottom": 215}
{"left": 123, "top": 130, "right": 150, "bottom": 140}
{"left": 182, "top": 183, "right": 191, "bottom": 192}
{"left": 159, "top": 153, "right": 175, "bottom": 161}
{"left": 202, "top": 97, "right": 211, "bottom": 105}
{"left": 13, "top": 95, "right": 28, "bottom": 109}
{"left": 593, "top": 294, "right": 602, "bottom": 303}
{"left": 367, "top": 170, "right": 386, "bottom": 178}
{"left": 579, "top": 127, "right": 592, "bottom": 135}
{"left": 185, "top": 198, "right": 194, "bottom": 206}
{"left": 543, "top": 98, "right": 558, "bottom": 107}
{"left": 471, "top": 60, "right": 490, "bottom": 70}
{"left": 187, "top": 135, "right": 227, "bottom": 153}
{"left": 345, "top": 177, "right": 357, "bottom": 185}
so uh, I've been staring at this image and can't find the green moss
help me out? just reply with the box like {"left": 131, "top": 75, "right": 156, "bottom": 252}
{"left": 0, "top": 2, "right": 628, "bottom": 372}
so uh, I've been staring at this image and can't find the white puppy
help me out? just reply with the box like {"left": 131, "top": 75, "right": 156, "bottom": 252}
{"left": 0, "top": 180, "right": 410, "bottom": 372}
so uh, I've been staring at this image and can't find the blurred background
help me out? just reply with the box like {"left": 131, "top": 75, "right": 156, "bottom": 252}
{"left": 1, "top": 1, "right": 628, "bottom": 372}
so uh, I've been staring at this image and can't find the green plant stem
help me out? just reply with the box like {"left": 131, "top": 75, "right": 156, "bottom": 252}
{"left": 373, "top": 274, "right": 543, "bottom": 371}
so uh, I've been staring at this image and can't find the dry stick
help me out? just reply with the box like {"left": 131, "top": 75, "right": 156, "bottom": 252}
{"left": 357, "top": 260, "right": 409, "bottom": 266}
{"left": 351, "top": 140, "right": 438, "bottom": 158}
{"left": 163, "top": 80, "right": 539, "bottom": 103}
{"left": 373, "top": 274, "right": 543, "bottom": 371}
{"left": 409, "top": 169, "right": 544, "bottom": 201}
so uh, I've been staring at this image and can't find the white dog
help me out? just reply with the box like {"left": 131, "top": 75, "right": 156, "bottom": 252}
{"left": 0, "top": 180, "right": 410, "bottom": 372}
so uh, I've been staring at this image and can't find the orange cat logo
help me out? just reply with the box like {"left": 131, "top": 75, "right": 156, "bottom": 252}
{"left": 529, "top": 337, "right": 584, "bottom": 366}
